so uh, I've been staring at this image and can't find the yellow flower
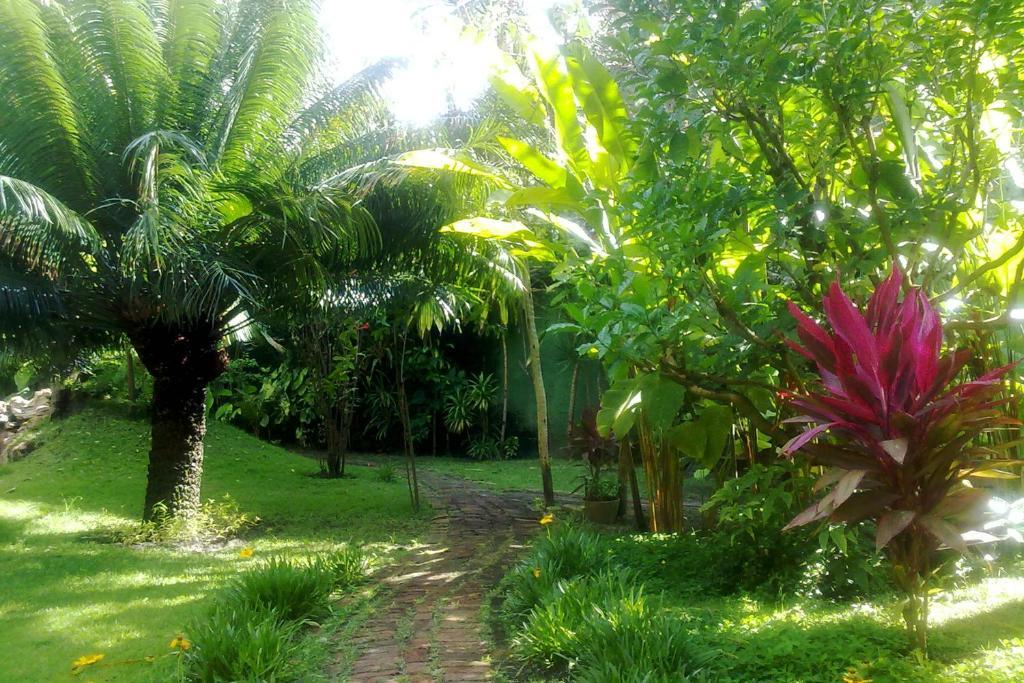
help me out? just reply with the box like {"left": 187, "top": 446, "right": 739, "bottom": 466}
{"left": 71, "top": 654, "right": 104, "bottom": 671}
{"left": 169, "top": 634, "right": 192, "bottom": 651}
{"left": 539, "top": 513, "right": 555, "bottom": 526}
{"left": 239, "top": 547, "right": 254, "bottom": 559}
{"left": 532, "top": 567, "right": 542, "bottom": 578}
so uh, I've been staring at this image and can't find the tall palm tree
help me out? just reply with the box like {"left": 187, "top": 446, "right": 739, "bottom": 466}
{"left": 0, "top": 0, "right": 390, "bottom": 520}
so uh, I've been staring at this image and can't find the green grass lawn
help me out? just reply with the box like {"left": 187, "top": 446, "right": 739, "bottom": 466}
{"left": 0, "top": 404, "right": 429, "bottom": 682}
{"left": 383, "top": 454, "right": 583, "bottom": 494}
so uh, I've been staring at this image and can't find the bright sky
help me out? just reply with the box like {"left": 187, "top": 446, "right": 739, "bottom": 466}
{"left": 319, "top": 0, "right": 567, "bottom": 126}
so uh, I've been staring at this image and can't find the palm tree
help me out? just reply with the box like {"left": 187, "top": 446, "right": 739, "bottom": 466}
{"left": 0, "top": 0, "right": 390, "bottom": 520}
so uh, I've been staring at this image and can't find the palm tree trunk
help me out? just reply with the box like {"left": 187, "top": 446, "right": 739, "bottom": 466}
{"left": 521, "top": 268, "right": 555, "bottom": 506}
{"left": 131, "top": 324, "right": 227, "bottom": 521}
{"left": 144, "top": 375, "right": 207, "bottom": 520}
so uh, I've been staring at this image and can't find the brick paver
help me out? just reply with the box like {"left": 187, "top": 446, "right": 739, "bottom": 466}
{"left": 335, "top": 473, "right": 541, "bottom": 682}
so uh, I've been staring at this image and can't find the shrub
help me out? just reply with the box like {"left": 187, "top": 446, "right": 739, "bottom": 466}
{"left": 783, "top": 267, "right": 1020, "bottom": 652}
{"left": 701, "top": 463, "right": 891, "bottom": 599}
{"left": 223, "top": 556, "right": 336, "bottom": 622}
{"left": 511, "top": 570, "right": 707, "bottom": 679}
{"left": 373, "top": 461, "right": 397, "bottom": 483}
{"left": 117, "top": 495, "right": 258, "bottom": 545}
{"left": 500, "top": 525, "right": 611, "bottom": 624}
{"left": 183, "top": 605, "right": 302, "bottom": 682}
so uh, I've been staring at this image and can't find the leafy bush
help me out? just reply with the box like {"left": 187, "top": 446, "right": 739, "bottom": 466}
{"left": 76, "top": 349, "right": 151, "bottom": 403}
{"left": 372, "top": 461, "right": 397, "bottom": 482}
{"left": 466, "top": 434, "right": 520, "bottom": 460}
{"left": 183, "top": 605, "right": 302, "bottom": 682}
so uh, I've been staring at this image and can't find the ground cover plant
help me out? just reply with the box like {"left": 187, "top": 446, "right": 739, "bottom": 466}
{"left": 0, "top": 405, "right": 427, "bottom": 682}
{"left": 498, "top": 524, "right": 1024, "bottom": 682}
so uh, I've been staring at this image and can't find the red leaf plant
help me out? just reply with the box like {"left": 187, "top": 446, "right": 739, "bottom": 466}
{"left": 781, "top": 267, "right": 1021, "bottom": 654}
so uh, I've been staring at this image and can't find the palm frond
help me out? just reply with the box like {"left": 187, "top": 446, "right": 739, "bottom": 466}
{"left": 287, "top": 59, "right": 400, "bottom": 148}
{"left": 213, "top": 0, "right": 319, "bottom": 170}
{"left": 0, "top": 176, "right": 102, "bottom": 256}
{"left": 69, "top": 0, "right": 169, "bottom": 140}
{"left": 156, "top": 0, "right": 223, "bottom": 131}
{"left": 0, "top": 0, "right": 94, "bottom": 203}
{"left": 0, "top": 264, "right": 63, "bottom": 323}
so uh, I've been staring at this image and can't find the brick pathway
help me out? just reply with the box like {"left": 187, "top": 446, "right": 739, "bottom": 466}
{"left": 334, "top": 474, "right": 541, "bottom": 682}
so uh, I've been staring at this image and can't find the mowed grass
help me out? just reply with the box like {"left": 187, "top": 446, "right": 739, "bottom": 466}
{"left": 400, "top": 454, "right": 581, "bottom": 493}
{"left": 0, "top": 404, "right": 429, "bottom": 682}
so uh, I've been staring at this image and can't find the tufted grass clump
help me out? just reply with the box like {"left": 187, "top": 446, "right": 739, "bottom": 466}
{"left": 183, "top": 550, "right": 367, "bottom": 680}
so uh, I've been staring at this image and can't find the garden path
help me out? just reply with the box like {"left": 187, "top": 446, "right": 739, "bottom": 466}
{"left": 332, "top": 472, "right": 543, "bottom": 682}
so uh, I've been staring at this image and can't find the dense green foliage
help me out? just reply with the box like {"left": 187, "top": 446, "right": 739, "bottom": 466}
{"left": 499, "top": 524, "right": 1024, "bottom": 682}
{"left": 3, "top": 0, "right": 1024, "bottom": 679}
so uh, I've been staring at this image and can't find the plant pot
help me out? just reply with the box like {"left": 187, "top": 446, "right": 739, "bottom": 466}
{"left": 584, "top": 497, "right": 620, "bottom": 524}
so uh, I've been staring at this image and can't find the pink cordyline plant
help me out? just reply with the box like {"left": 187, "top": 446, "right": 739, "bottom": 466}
{"left": 781, "top": 267, "right": 1021, "bottom": 654}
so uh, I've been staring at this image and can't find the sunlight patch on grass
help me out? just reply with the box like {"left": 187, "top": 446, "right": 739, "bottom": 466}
{"left": 930, "top": 577, "right": 1024, "bottom": 625}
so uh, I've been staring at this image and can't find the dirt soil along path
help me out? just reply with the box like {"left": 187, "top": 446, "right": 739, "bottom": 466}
{"left": 336, "top": 473, "right": 541, "bottom": 682}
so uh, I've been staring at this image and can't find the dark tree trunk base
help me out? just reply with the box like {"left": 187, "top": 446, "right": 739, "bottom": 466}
{"left": 144, "top": 377, "right": 207, "bottom": 521}
{"left": 131, "top": 322, "right": 227, "bottom": 521}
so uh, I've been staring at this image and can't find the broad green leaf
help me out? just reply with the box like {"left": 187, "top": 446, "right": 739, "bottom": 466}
{"left": 395, "top": 149, "right": 509, "bottom": 187}
{"left": 699, "top": 405, "right": 733, "bottom": 468}
{"left": 639, "top": 373, "right": 686, "bottom": 432}
{"left": 523, "top": 208, "right": 605, "bottom": 255}
{"left": 441, "top": 217, "right": 531, "bottom": 239}
{"left": 490, "top": 53, "right": 546, "bottom": 126}
{"left": 506, "top": 186, "right": 580, "bottom": 211}
{"left": 884, "top": 82, "right": 918, "bottom": 181}
{"left": 563, "top": 42, "right": 636, "bottom": 176}
{"left": 668, "top": 421, "right": 707, "bottom": 461}
{"left": 528, "top": 46, "right": 590, "bottom": 178}
{"left": 498, "top": 136, "right": 570, "bottom": 189}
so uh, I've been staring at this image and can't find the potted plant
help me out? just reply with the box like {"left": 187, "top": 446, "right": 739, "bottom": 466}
{"left": 569, "top": 409, "right": 620, "bottom": 524}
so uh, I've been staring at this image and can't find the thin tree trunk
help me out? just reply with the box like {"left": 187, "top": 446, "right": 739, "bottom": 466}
{"left": 395, "top": 328, "right": 419, "bottom": 511}
{"left": 522, "top": 268, "right": 555, "bottom": 506}
{"left": 617, "top": 436, "right": 628, "bottom": 518}
{"left": 500, "top": 332, "right": 509, "bottom": 441}
{"left": 124, "top": 339, "right": 137, "bottom": 402}
{"left": 623, "top": 438, "right": 646, "bottom": 530}
{"left": 325, "top": 402, "right": 345, "bottom": 477}
{"left": 567, "top": 360, "right": 579, "bottom": 441}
